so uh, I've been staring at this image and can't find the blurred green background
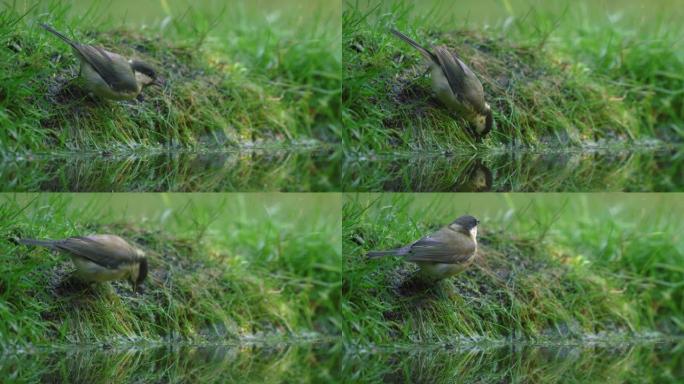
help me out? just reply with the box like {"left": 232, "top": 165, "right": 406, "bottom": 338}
{"left": 6, "top": 193, "right": 340, "bottom": 243}
{"left": 349, "top": 193, "right": 684, "bottom": 238}
{"left": 14, "top": 0, "right": 341, "bottom": 28}
{"left": 355, "top": 0, "right": 684, "bottom": 25}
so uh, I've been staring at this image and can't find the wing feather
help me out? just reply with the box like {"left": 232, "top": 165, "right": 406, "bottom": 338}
{"left": 404, "top": 228, "right": 476, "bottom": 264}
{"left": 73, "top": 45, "right": 138, "bottom": 92}
{"left": 55, "top": 235, "right": 139, "bottom": 269}
{"left": 434, "top": 46, "right": 487, "bottom": 113}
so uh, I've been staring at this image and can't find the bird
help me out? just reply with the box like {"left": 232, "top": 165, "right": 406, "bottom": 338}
{"left": 391, "top": 29, "right": 493, "bottom": 138}
{"left": 17, "top": 234, "right": 148, "bottom": 291}
{"left": 40, "top": 23, "right": 161, "bottom": 100}
{"left": 367, "top": 215, "right": 479, "bottom": 282}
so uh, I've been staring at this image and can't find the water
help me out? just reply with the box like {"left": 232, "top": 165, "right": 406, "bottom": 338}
{"left": 0, "top": 148, "right": 340, "bottom": 192}
{"left": 344, "top": 339, "right": 684, "bottom": 383}
{"left": 343, "top": 147, "right": 683, "bottom": 192}
{"left": 1, "top": 342, "right": 342, "bottom": 383}
{"left": 2, "top": 339, "right": 682, "bottom": 382}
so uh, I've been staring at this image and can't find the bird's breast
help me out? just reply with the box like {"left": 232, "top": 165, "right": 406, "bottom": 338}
{"left": 70, "top": 256, "right": 129, "bottom": 282}
{"left": 430, "top": 66, "right": 477, "bottom": 119}
{"left": 417, "top": 262, "right": 467, "bottom": 280}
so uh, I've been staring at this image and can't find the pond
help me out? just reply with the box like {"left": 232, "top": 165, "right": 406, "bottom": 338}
{"left": 344, "top": 339, "right": 684, "bottom": 383}
{"left": 343, "top": 147, "right": 683, "bottom": 192}
{"left": 3, "top": 339, "right": 682, "bottom": 382}
{"left": 1, "top": 341, "right": 341, "bottom": 383}
{"left": 1, "top": 148, "right": 340, "bottom": 192}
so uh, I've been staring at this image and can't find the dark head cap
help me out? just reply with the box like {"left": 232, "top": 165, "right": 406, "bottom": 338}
{"left": 452, "top": 215, "right": 479, "bottom": 230}
{"left": 130, "top": 60, "right": 157, "bottom": 78}
{"left": 130, "top": 60, "right": 164, "bottom": 87}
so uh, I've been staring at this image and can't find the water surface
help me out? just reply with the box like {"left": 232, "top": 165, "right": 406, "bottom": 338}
{"left": 1, "top": 148, "right": 340, "bottom": 192}
{"left": 1, "top": 342, "right": 341, "bottom": 383}
{"left": 343, "top": 147, "right": 683, "bottom": 192}
{"left": 344, "top": 339, "right": 684, "bottom": 383}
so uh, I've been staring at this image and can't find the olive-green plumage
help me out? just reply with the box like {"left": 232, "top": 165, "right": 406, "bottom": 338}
{"left": 368, "top": 215, "right": 479, "bottom": 281}
{"left": 41, "top": 23, "right": 160, "bottom": 100}
{"left": 391, "top": 29, "right": 493, "bottom": 138}
{"left": 18, "top": 234, "right": 148, "bottom": 291}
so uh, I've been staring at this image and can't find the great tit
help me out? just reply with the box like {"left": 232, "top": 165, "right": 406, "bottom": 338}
{"left": 18, "top": 234, "right": 148, "bottom": 291}
{"left": 391, "top": 29, "right": 493, "bottom": 138}
{"left": 41, "top": 23, "right": 161, "bottom": 100}
{"left": 368, "top": 215, "right": 479, "bottom": 282}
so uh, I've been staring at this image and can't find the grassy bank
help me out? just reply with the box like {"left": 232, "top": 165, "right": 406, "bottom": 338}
{"left": 0, "top": 0, "right": 341, "bottom": 154}
{"left": 0, "top": 194, "right": 341, "bottom": 348}
{"left": 342, "top": 194, "right": 684, "bottom": 344}
{"left": 342, "top": 0, "right": 684, "bottom": 151}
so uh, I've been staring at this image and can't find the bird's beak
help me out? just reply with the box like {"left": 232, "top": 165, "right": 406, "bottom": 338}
{"left": 152, "top": 77, "right": 165, "bottom": 87}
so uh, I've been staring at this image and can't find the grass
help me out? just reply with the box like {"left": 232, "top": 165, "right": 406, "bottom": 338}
{"left": 0, "top": 0, "right": 341, "bottom": 154}
{"left": 0, "top": 193, "right": 341, "bottom": 348}
{"left": 342, "top": 146, "right": 684, "bottom": 192}
{"left": 343, "top": 340, "right": 684, "bottom": 383}
{"left": 342, "top": 194, "right": 684, "bottom": 345}
{"left": 342, "top": 0, "right": 684, "bottom": 152}
{"left": 0, "top": 148, "right": 341, "bottom": 192}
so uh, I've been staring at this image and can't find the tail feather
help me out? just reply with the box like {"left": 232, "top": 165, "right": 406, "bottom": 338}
{"left": 40, "top": 23, "right": 77, "bottom": 48}
{"left": 390, "top": 29, "right": 437, "bottom": 63}
{"left": 367, "top": 246, "right": 408, "bottom": 258}
{"left": 17, "top": 238, "right": 58, "bottom": 248}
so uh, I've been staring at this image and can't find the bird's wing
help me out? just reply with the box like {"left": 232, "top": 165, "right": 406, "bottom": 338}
{"left": 405, "top": 227, "right": 475, "bottom": 264}
{"left": 434, "top": 46, "right": 487, "bottom": 113}
{"left": 55, "top": 235, "right": 139, "bottom": 269}
{"left": 73, "top": 45, "right": 138, "bottom": 92}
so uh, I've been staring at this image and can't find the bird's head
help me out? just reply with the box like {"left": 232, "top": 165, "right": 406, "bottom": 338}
{"left": 471, "top": 103, "right": 493, "bottom": 139}
{"left": 130, "top": 255, "right": 148, "bottom": 292}
{"left": 130, "top": 60, "right": 164, "bottom": 87}
{"left": 449, "top": 215, "right": 480, "bottom": 239}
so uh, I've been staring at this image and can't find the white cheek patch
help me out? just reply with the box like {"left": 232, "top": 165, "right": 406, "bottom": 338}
{"left": 470, "top": 226, "right": 478, "bottom": 239}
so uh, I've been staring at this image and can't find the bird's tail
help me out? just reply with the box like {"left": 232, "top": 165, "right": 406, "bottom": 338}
{"left": 40, "top": 23, "right": 77, "bottom": 47}
{"left": 390, "top": 29, "right": 437, "bottom": 63}
{"left": 17, "top": 238, "right": 58, "bottom": 248}
{"left": 367, "top": 246, "right": 408, "bottom": 258}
